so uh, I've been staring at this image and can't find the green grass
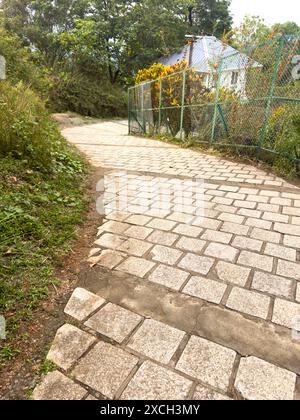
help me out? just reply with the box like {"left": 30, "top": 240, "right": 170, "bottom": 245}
{"left": 0, "top": 150, "right": 87, "bottom": 367}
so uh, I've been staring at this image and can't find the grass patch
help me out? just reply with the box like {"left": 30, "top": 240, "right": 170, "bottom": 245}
{"left": 0, "top": 148, "right": 87, "bottom": 367}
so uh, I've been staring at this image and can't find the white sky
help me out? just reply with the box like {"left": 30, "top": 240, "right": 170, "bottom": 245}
{"left": 231, "top": 0, "right": 300, "bottom": 26}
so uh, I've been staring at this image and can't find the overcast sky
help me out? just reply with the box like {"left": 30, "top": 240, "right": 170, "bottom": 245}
{"left": 231, "top": 0, "right": 300, "bottom": 26}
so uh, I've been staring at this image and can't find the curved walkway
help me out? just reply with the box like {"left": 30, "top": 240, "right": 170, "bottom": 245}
{"left": 33, "top": 121, "right": 300, "bottom": 400}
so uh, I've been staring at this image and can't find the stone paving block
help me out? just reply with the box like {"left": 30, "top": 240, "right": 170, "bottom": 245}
{"left": 173, "top": 223, "right": 203, "bottom": 238}
{"left": 145, "top": 217, "right": 178, "bottom": 231}
{"left": 257, "top": 203, "right": 280, "bottom": 213}
{"left": 148, "top": 264, "right": 189, "bottom": 290}
{"left": 277, "top": 259, "right": 300, "bottom": 280}
{"left": 73, "top": 341, "right": 138, "bottom": 399}
{"left": 226, "top": 192, "right": 246, "bottom": 201}
{"left": 150, "top": 245, "right": 182, "bottom": 265}
{"left": 205, "top": 243, "right": 239, "bottom": 263}
{"left": 203, "top": 209, "right": 221, "bottom": 219}
{"left": 264, "top": 243, "right": 296, "bottom": 262}
{"left": 145, "top": 209, "right": 170, "bottom": 218}
{"left": 247, "top": 194, "right": 269, "bottom": 203}
{"left": 296, "top": 284, "right": 300, "bottom": 303}
{"left": 221, "top": 222, "right": 249, "bottom": 236}
{"left": 215, "top": 261, "right": 251, "bottom": 286}
{"left": 283, "top": 207, "right": 300, "bottom": 217}
{"left": 260, "top": 190, "right": 280, "bottom": 197}
{"left": 85, "top": 303, "right": 142, "bottom": 343}
{"left": 234, "top": 200, "right": 257, "bottom": 210}
{"left": 89, "top": 250, "right": 125, "bottom": 269}
{"left": 238, "top": 251, "right": 274, "bottom": 272}
{"left": 239, "top": 188, "right": 259, "bottom": 195}
{"left": 214, "top": 204, "right": 237, "bottom": 214}
{"left": 178, "top": 253, "right": 215, "bottom": 275}
{"left": 201, "top": 229, "right": 232, "bottom": 245}
{"left": 263, "top": 212, "right": 289, "bottom": 224}
{"left": 64, "top": 288, "right": 105, "bottom": 322}
{"left": 292, "top": 217, "right": 300, "bottom": 225}
{"left": 250, "top": 228, "right": 281, "bottom": 244}
{"left": 193, "top": 384, "right": 232, "bottom": 400}
{"left": 176, "top": 236, "right": 206, "bottom": 254}
{"left": 95, "top": 233, "right": 126, "bottom": 249}
{"left": 252, "top": 272, "right": 294, "bottom": 299}
{"left": 245, "top": 218, "right": 272, "bottom": 230}
{"left": 121, "top": 360, "right": 192, "bottom": 400}
{"left": 282, "top": 192, "right": 300, "bottom": 200}
{"left": 212, "top": 197, "right": 234, "bottom": 206}
{"left": 167, "top": 212, "right": 195, "bottom": 224}
{"left": 33, "top": 371, "right": 88, "bottom": 400}
{"left": 100, "top": 221, "right": 130, "bottom": 234}
{"left": 226, "top": 287, "right": 270, "bottom": 319}
{"left": 124, "top": 225, "right": 153, "bottom": 240}
{"left": 47, "top": 324, "right": 96, "bottom": 370}
{"left": 219, "top": 185, "right": 239, "bottom": 193}
{"left": 232, "top": 236, "right": 263, "bottom": 252}
{"left": 183, "top": 276, "right": 227, "bottom": 304}
{"left": 283, "top": 234, "right": 300, "bottom": 248}
{"left": 128, "top": 319, "right": 185, "bottom": 364}
{"left": 106, "top": 211, "right": 131, "bottom": 222}
{"left": 117, "top": 257, "right": 156, "bottom": 278}
{"left": 117, "top": 238, "right": 153, "bottom": 257}
{"left": 235, "top": 357, "right": 296, "bottom": 400}
{"left": 207, "top": 189, "right": 225, "bottom": 197}
{"left": 147, "top": 230, "right": 179, "bottom": 246}
{"left": 270, "top": 197, "right": 292, "bottom": 206}
{"left": 218, "top": 213, "right": 245, "bottom": 224}
{"left": 274, "top": 223, "right": 300, "bottom": 237}
{"left": 176, "top": 336, "right": 236, "bottom": 392}
{"left": 238, "top": 208, "right": 262, "bottom": 219}
{"left": 272, "top": 298, "right": 300, "bottom": 329}
{"left": 192, "top": 217, "right": 221, "bottom": 230}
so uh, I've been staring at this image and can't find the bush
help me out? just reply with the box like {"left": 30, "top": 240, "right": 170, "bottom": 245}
{"left": 0, "top": 27, "right": 50, "bottom": 97}
{"left": 0, "top": 80, "right": 84, "bottom": 173}
{"left": 265, "top": 105, "right": 300, "bottom": 175}
{"left": 49, "top": 72, "right": 127, "bottom": 118}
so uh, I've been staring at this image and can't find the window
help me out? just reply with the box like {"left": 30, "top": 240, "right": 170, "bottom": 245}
{"left": 231, "top": 71, "right": 239, "bottom": 85}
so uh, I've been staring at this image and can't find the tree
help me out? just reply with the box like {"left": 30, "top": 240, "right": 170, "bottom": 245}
{"left": 187, "top": 0, "right": 233, "bottom": 37}
{"left": 272, "top": 21, "right": 300, "bottom": 36}
{"left": 231, "top": 15, "right": 271, "bottom": 49}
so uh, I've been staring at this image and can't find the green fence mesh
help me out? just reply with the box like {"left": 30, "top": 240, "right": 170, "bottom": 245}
{"left": 128, "top": 34, "right": 300, "bottom": 163}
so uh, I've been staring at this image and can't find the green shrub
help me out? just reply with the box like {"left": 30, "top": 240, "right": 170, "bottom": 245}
{"left": 0, "top": 80, "right": 83, "bottom": 173}
{"left": 0, "top": 27, "right": 50, "bottom": 97}
{"left": 49, "top": 72, "right": 127, "bottom": 118}
{"left": 265, "top": 105, "right": 300, "bottom": 175}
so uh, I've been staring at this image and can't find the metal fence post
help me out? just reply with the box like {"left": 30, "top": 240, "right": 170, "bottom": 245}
{"left": 211, "top": 59, "right": 223, "bottom": 145}
{"left": 158, "top": 79, "right": 163, "bottom": 135}
{"left": 128, "top": 87, "right": 131, "bottom": 135}
{"left": 258, "top": 35, "right": 285, "bottom": 152}
{"left": 180, "top": 71, "right": 187, "bottom": 141}
{"left": 141, "top": 83, "right": 146, "bottom": 134}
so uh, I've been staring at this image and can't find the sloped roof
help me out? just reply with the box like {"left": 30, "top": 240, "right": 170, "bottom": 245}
{"left": 160, "top": 36, "right": 262, "bottom": 72}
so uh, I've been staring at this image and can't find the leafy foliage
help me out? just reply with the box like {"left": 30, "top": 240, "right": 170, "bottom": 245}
{"left": 187, "top": 0, "right": 233, "bottom": 38}
{"left": 0, "top": 26, "right": 50, "bottom": 96}
{"left": 0, "top": 80, "right": 84, "bottom": 172}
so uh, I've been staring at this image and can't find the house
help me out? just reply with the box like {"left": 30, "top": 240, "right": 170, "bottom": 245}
{"left": 160, "top": 36, "right": 262, "bottom": 96}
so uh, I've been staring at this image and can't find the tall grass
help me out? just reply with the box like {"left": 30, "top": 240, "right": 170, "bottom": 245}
{"left": 0, "top": 81, "right": 60, "bottom": 171}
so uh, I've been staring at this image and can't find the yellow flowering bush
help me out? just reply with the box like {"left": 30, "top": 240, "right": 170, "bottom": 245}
{"left": 135, "top": 60, "right": 213, "bottom": 136}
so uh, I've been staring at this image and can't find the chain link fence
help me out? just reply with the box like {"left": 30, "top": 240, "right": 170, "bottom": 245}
{"left": 128, "top": 34, "right": 300, "bottom": 166}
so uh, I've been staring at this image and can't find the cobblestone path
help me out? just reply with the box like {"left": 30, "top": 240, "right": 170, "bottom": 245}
{"left": 33, "top": 121, "right": 300, "bottom": 400}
